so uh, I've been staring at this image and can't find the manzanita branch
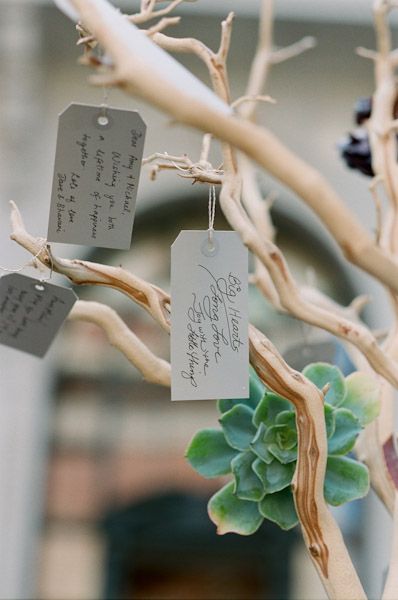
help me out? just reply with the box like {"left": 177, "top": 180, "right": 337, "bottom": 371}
{"left": 15, "top": 1, "right": 398, "bottom": 597}
{"left": 9, "top": 201, "right": 170, "bottom": 332}
{"left": 249, "top": 325, "right": 366, "bottom": 600}
{"left": 70, "top": 300, "right": 171, "bottom": 385}
{"left": 355, "top": 0, "right": 398, "bottom": 520}
{"left": 154, "top": 23, "right": 398, "bottom": 394}
{"left": 57, "top": 3, "right": 374, "bottom": 597}
{"left": 68, "top": 0, "right": 398, "bottom": 298}
{"left": 143, "top": 151, "right": 223, "bottom": 183}
{"left": 144, "top": 6, "right": 398, "bottom": 392}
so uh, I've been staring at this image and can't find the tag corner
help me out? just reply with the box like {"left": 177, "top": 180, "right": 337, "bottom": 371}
{"left": 58, "top": 102, "right": 78, "bottom": 118}
{"left": 135, "top": 111, "right": 147, "bottom": 130}
{"left": 171, "top": 230, "right": 186, "bottom": 248}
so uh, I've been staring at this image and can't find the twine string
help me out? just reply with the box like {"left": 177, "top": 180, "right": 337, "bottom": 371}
{"left": 208, "top": 184, "right": 216, "bottom": 245}
{"left": 0, "top": 240, "right": 49, "bottom": 276}
{"left": 39, "top": 244, "right": 54, "bottom": 283}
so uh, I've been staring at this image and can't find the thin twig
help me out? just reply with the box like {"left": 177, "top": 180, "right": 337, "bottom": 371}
{"left": 270, "top": 36, "right": 317, "bottom": 64}
{"left": 356, "top": 46, "right": 379, "bottom": 60}
{"left": 130, "top": 0, "right": 195, "bottom": 25}
{"left": 231, "top": 94, "right": 275, "bottom": 110}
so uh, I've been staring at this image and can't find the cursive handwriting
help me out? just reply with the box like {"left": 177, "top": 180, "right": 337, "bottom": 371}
{"left": 180, "top": 266, "right": 244, "bottom": 387}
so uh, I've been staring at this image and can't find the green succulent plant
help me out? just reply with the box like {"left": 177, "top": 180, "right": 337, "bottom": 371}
{"left": 186, "top": 362, "right": 380, "bottom": 535}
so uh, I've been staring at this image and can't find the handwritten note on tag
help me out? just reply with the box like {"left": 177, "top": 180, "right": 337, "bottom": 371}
{"left": 47, "top": 103, "right": 146, "bottom": 249}
{"left": 0, "top": 274, "right": 77, "bottom": 357}
{"left": 171, "top": 231, "right": 248, "bottom": 401}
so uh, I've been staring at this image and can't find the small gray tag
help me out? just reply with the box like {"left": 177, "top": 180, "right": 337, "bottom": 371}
{"left": 171, "top": 231, "right": 249, "bottom": 401}
{"left": 47, "top": 103, "right": 146, "bottom": 249}
{"left": 0, "top": 274, "right": 77, "bottom": 357}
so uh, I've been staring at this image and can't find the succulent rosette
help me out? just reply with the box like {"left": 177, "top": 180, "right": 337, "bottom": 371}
{"left": 186, "top": 363, "right": 380, "bottom": 535}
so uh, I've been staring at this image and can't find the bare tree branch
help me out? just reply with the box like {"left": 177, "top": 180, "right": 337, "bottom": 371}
{"left": 249, "top": 325, "right": 366, "bottom": 600}
{"left": 70, "top": 300, "right": 171, "bottom": 385}
{"left": 9, "top": 201, "right": 171, "bottom": 332}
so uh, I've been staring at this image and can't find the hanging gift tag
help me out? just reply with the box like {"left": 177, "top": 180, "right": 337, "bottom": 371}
{"left": 0, "top": 274, "right": 77, "bottom": 357}
{"left": 171, "top": 231, "right": 249, "bottom": 401}
{"left": 47, "top": 103, "right": 146, "bottom": 249}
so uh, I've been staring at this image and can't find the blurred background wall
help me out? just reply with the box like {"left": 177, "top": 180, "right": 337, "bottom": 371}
{"left": 0, "top": 1, "right": 394, "bottom": 599}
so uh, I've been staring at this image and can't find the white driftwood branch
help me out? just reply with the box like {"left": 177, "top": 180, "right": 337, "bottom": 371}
{"left": 145, "top": 16, "right": 181, "bottom": 35}
{"left": 70, "top": 300, "right": 171, "bottom": 386}
{"left": 143, "top": 151, "right": 223, "bottom": 183}
{"left": 9, "top": 201, "right": 170, "bottom": 332}
{"left": 69, "top": 0, "right": 398, "bottom": 299}
{"left": 231, "top": 94, "right": 275, "bottom": 110}
{"left": 147, "top": 11, "right": 398, "bottom": 391}
{"left": 357, "top": 0, "right": 398, "bottom": 518}
{"left": 239, "top": 1, "right": 314, "bottom": 122}
{"left": 42, "top": 1, "right": 398, "bottom": 597}
{"left": 219, "top": 176, "right": 398, "bottom": 389}
{"left": 270, "top": 36, "right": 316, "bottom": 64}
{"left": 356, "top": 46, "right": 378, "bottom": 61}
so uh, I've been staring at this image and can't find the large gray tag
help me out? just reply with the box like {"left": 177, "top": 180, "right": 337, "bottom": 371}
{"left": 0, "top": 274, "right": 77, "bottom": 357}
{"left": 47, "top": 103, "right": 146, "bottom": 249}
{"left": 171, "top": 231, "right": 249, "bottom": 401}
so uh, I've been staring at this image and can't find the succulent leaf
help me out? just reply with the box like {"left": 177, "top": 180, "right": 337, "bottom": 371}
{"left": 253, "top": 393, "right": 292, "bottom": 428}
{"left": 219, "top": 405, "right": 256, "bottom": 451}
{"left": 340, "top": 372, "right": 380, "bottom": 426}
{"left": 276, "top": 426, "right": 297, "bottom": 450}
{"left": 327, "top": 408, "right": 361, "bottom": 455}
{"left": 232, "top": 451, "right": 265, "bottom": 501}
{"left": 302, "top": 362, "right": 346, "bottom": 406}
{"left": 253, "top": 458, "right": 295, "bottom": 494}
{"left": 186, "top": 429, "right": 239, "bottom": 478}
{"left": 218, "top": 369, "right": 265, "bottom": 414}
{"left": 265, "top": 425, "right": 298, "bottom": 463}
{"left": 259, "top": 487, "right": 299, "bottom": 530}
{"left": 324, "top": 456, "right": 369, "bottom": 506}
{"left": 208, "top": 481, "right": 264, "bottom": 535}
{"left": 275, "top": 410, "right": 296, "bottom": 428}
{"left": 250, "top": 423, "right": 274, "bottom": 464}
{"left": 324, "top": 403, "right": 336, "bottom": 438}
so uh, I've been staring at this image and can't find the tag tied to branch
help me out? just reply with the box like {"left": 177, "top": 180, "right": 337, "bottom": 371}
{"left": 171, "top": 230, "right": 249, "bottom": 401}
{"left": 47, "top": 103, "right": 146, "bottom": 249}
{"left": 0, "top": 274, "right": 77, "bottom": 357}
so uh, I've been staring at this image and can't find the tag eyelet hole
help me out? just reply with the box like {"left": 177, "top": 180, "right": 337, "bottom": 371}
{"left": 97, "top": 115, "right": 109, "bottom": 126}
{"left": 35, "top": 284, "right": 45, "bottom": 292}
{"left": 201, "top": 237, "right": 219, "bottom": 257}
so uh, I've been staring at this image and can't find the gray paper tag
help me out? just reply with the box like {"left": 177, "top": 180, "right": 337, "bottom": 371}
{"left": 0, "top": 274, "right": 77, "bottom": 357}
{"left": 171, "top": 231, "right": 249, "bottom": 401}
{"left": 47, "top": 103, "right": 146, "bottom": 249}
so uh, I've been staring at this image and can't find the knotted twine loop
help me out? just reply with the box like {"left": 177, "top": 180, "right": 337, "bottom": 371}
{"left": 38, "top": 244, "right": 54, "bottom": 283}
{"left": 0, "top": 240, "right": 50, "bottom": 277}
